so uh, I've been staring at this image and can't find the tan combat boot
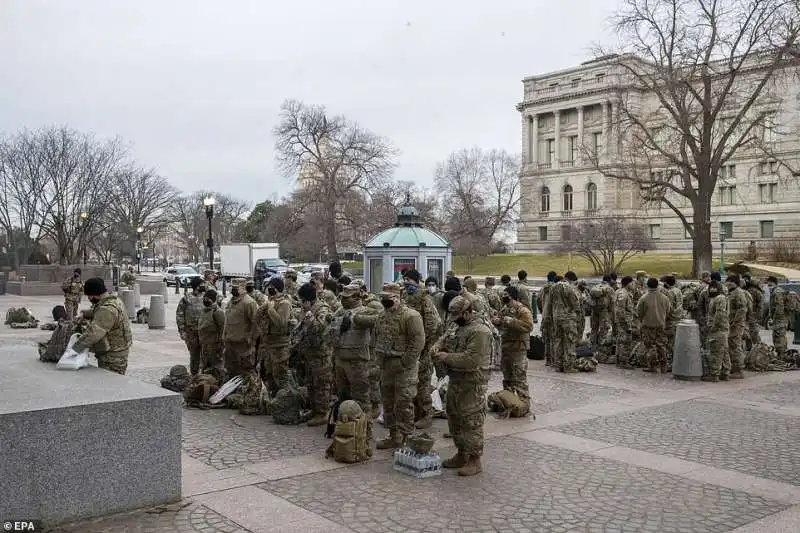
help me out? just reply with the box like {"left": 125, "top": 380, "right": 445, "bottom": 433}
{"left": 376, "top": 432, "right": 403, "bottom": 450}
{"left": 457, "top": 455, "right": 483, "bottom": 476}
{"left": 441, "top": 451, "right": 466, "bottom": 469}
{"left": 729, "top": 371, "right": 745, "bottom": 379}
{"left": 415, "top": 416, "right": 433, "bottom": 430}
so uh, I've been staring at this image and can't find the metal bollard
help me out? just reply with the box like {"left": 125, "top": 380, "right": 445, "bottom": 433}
{"left": 175, "top": 280, "right": 180, "bottom": 295}
{"left": 161, "top": 281, "right": 169, "bottom": 305}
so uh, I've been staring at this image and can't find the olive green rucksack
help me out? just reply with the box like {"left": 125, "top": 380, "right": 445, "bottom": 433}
{"left": 326, "top": 400, "right": 370, "bottom": 464}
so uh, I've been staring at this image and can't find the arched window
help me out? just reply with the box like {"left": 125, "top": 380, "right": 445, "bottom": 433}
{"left": 540, "top": 186, "right": 550, "bottom": 213}
{"left": 562, "top": 184, "right": 573, "bottom": 212}
{"left": 587, "top": 182, "right": 598, "bottom": 210}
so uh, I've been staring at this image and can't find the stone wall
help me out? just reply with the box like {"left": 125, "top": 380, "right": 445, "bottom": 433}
{"left": 18, "top": 264, "right": 112, "bottom": 282}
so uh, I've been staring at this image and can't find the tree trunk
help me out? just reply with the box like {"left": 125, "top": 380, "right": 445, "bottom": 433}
{"left": 692, "top": 202, "right": 713, "bottom": 278}
{"left": 325, "top": 223, "right": 339, "bottom": 262}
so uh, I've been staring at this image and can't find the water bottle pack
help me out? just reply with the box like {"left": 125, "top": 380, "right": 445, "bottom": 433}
{"left": 392, "top": 447, "right": 442, "bottom": 478}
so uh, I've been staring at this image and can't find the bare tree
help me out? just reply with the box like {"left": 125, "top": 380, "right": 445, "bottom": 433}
{"left": 434, "top": 147, "right": 520, "bottom": 268}
{"left": 169, "top": 191, "right": 250, "bottom": 263}
{"left": 591, "top": 0, "right": 800, "bottom": 276}
{"left": 553, "top": 217, "right": 655, "bottom": 275}
{"left": 273, "top": 99, "right": 399, "bottom": 261}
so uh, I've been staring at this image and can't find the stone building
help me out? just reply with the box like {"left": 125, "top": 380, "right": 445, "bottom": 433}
{"left": 515, "top": 54, "right": 800, "bottom": 253}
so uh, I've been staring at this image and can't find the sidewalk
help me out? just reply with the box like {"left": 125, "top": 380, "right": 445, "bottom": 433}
{"left": 743, "top": 263, "right": 800, "bottom": 280}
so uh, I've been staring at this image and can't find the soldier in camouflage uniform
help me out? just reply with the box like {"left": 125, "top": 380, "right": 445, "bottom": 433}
{"left": 373, "top": 283, "right": 425, "bottom": 449}
{"left": 120, "top": 266, "right": 137, "bottom": 286}
{"left": 245, "top": 280, "right": 267, "bottom": 306}
{"left": 358, "top": 280, "right": 384, "bottom": 414}
{"left": 494, "top": 286, "right": 533, "bottom": 401}
{"left": 632, "top": 271, "right": 648, "bottom": 305}
{"left": 614, "top": 276, "right": 636, "bottom": 368}
{"left": 588, "top": 276, "right": 614, "bottom": 352}
{"left": 538, "top": 272, "right": 557, "bottom": 366}
{"left": 38, "top": 306, "right": 77, "bottom": 362}
{"left": 61, "top": 268, "right": 83, "bottom": 319}
{"left": 545, "top": 272, "right": 582, "bottom": 373}
{"left": 310, "top": 271, "right": 341, "bottom": 313}
{"left": 766, "top": 276, "right": 789, "bottom": 360}
{"left": 284, "top": 269, "right": 299, "bottom": 301}
{"left": 725, "top": 275, "right": 748, "bottom": 379}
{"left": 223, "top": 278, "right": 259, "bottom": 379}
{"left": 197, "top": 289, "right": 225, "bottom": 379}
{"left": 479, "top": 277, "right": 503, "bottom": 314}
{"left": 704, "top": 281, "right": 731, "bottom": 381}
{"left": 258, "top": 278, "right": 293, "bottom": 397}
{"left": 295, "top": 282, "right": 333, "bottom": 426}
{"left": 636, "top": 278, "right": 671, "bottom": 373}
{"left": 512, "top": 271, "right": 533, "bottom": 321}
{"left": 426, "top": 276, "right": 447, "bottom": 324}
{"left": 663, "top": 275, "right": 684, "bottom": 371}
{"left": 330, "top": 284, "right": 379, "bottom": 450}
{"left": 433, "top": 295, "right": 491, "bottom": 477}
{"left": 742, "top": 274, "right": 764, "bottom": 346}
{"left": 400, "top": 269, "right": 442, "bottom": 429}
{"left": 176, "top": 278, "right": 206, "bottom": 375}
{"left": 73, "top": 278, "right": 132, "bottom": 375}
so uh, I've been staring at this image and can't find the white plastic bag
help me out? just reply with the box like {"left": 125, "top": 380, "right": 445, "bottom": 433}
{"left": 209, "top": 375, "right": 244, "bottom": 404}
{"left": 431, "top": 389, "right": 443, "bottom": 412}
{"left": 56, "top": 334, "right": 93, "bottom": 370}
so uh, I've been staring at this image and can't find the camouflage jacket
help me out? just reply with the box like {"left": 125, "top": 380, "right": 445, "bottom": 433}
{"left": 329, "top": 304, "right": 379, "bottom": 361}
{"left": 402, "top": 289, "right": 442, "bottom": 344}
{"left": 438, "top": 317, "right": 492, "bottom": 381}
{"left": 666, "top": 286, "right": 684, "bottom": 324}
{"left": 73, "top": 294, "right": 132, "bottom": 354}
{"left": 498, "top": 301, "right": 533, "bottom": 351}
{"left": 589, "top": 284, "right": 614, "bottom": 314}
{"left": 746, "top": 283, "right": 764, "bottom": 318}
{"left": 708, "top": 294, "right": 730, "bottom": 334}
{"left": 295, "top": 300, "right": 332, "bottom": 353}
{"left": 320, "top": 289, "right": 341, "bottom": 313}
{"left": 636, "top": 289, "right": 670, "bottom": 329}
{"left": 40, "top": 319, "right": 77, "bottom": 362}
{"left": 478, "top": 287, "right": 503, "bottom": 313}
{"left": 120, "top": 272, "right": 137, "bottom": 285}
{"left": 538, "top": 282, "right": 553, "bottom": 315}
{"left": 248, "top": 289, "right": 268, "bottom": 307}
{"left": 769, "top": 287, "right": 787, "bottom": 322}
{"left": 197, "top": 305, "right": 225, "bottom": 345}
{"left": 432, "top": 290, "right": 447, "bottom": 322}
{"left": 545, "top": 281, "right": 581, "bottom": 321}
{"left": 512, "top": 281, "right": 533, "bottom": 312}
{"left": 257, "top": 294, "right": 292, "bottom": 345}
{"left": 223, "top": 294, "right": 259, "bottom": 343}
{"left": 284, "top": 279, "right": 298, "bottom": 300}
{"left": 176, "top": 293, "right": 204, "bottom": 335}
{"left": 727, "top": 287, "right": 749, "bottom": 327}
{"left": 614, "top": 287, "right": 635, "bottom": 330}
{"left": 362, "top": 293, "right": 383, "bottom": 311}
{"left": 62, "top": 277, "right": 83, "bottom": 301}
{"left": 373, "top": 304, "right": 425, "bottom": 366}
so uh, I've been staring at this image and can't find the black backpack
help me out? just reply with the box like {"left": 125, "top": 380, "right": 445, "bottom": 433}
{"left": 527, "top": 335, "right": 545, "bottom": 360}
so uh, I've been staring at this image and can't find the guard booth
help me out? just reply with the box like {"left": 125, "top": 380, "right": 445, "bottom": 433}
{"left": 363, "top": 202, "right": 452, "bottom": 294}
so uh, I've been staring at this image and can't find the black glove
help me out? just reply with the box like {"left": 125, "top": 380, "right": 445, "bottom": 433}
{"left": 340, "top": 314, "right": 352, "bottom": 333}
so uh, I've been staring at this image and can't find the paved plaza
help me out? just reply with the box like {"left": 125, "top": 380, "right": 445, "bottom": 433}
{"left": 2, "top": 293, "right": 800, "bottom": 533}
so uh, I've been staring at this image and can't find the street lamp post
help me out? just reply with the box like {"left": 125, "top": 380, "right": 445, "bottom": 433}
{"left": 719, "top": 231, "right": 726, "bottom": 277}
{"left": 203, "top": 196, "right": 216, "bottom": 270}
{"left": 79, "top": 212, "right": 89, "bottom": 265}
{"left": 136, "top": 226, "right": 144, "bottom": 274}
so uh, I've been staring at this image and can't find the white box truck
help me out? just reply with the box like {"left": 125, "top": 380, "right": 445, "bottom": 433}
{"left": 219, "top": 243, "right": 280, "bottom": 281}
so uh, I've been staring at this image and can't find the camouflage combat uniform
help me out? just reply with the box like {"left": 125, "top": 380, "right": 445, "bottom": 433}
{"left": 257, "top": 293, "right": 292, "bottom": 396}
{"left": 402, "top": 287, "right": 442, "bottom": 426}
{"left": 73, "top": 294, "right": 132, "bottom": 375}
{"left": 120, "top": 270, "right": 137, "bottom": 286}
{"left": 478, "top": 285, "right": 503, "bottom": 315}
{"left": 589, "top": 283, "right": 614, "bottom": 351}
{"left": 498, "top": 299, "right": 534, "bottom": 399}
{"left": 636, "top": 287, "right": 671, "bottom": 372}
{"left": 38, "top": 319, "right": 77, "bottom": 362}
{"left": 745, "top": 282, "right": 764, "bottom": 345}
{"left": 437, "top": 304, "right": 491, "bottom": 472}
{"left": 727, "top": 285, "right": 749, "bottom": 376}
{"left": 614, "top": 285, "right": 635, "bottom": 367}
{"left": 223, "top": 289, "right": 259, "bottom": 378}
{"left": 247, "top": 287, "right": 267, "bottom": 307}
{"left": 664, "top": 284, "right": 684, "bottom": 368}
{"left": 707, "top": 292, "right": 731, "bottom": 379}
{"left": 538, "top": 281, "right": 554, "bottom": 365}
{"left": 319, "top": 288, "right": 341, "bottom": 313}
{"left": 176, "top": 291, "right": 205, "bottom": 375}
{"left": 374, "top": 288, "right": 425, "bottom": 447}
{"left": 361, "top": 291, "right": 384, "bottom": 411}
{"left": 197, "top": 300, "right": 225, "bottom": 379}
{"left": 294, "top": 299, "right": 333, "bottom": 421}
{"left": 545, "top": 281, "right": 582, "bottom": 372}
{"left": 62, "top": 276, "right": 83, "bottom": 318}
{"left": 769, "top": 286, "right": 788, "bottom": 359}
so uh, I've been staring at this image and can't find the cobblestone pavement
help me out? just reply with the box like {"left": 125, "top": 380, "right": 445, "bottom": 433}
{"left": 258, "top": 437, "right": 788, "bottom": 533}
{"left": 556, "top": 399, "right": 800, "bottom": 486}
{"left": 48, "top": 501, "right": 248, "bottom": 533}
{"left": 720, "top": 380, "right": 800, "bottom": 407}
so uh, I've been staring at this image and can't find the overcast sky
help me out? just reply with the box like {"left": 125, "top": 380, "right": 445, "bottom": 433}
{"left": 0, "top": 0, "right": 619, "bottom": 202}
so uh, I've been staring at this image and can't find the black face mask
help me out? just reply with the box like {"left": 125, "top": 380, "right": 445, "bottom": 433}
{"left": 501, "top": 296, "right": 511, "bottom": 304}
{"left": 381, "top": 299, "right": 394, "bottom": 309}
{"left": 455, "top": 317, "right": 467, "bottom": 327}
{"left": 246, "top": 287, "right": 254, "bottom": 294}
{"left": 267, "top": 287, "right": 277, "bottom": 296}
{"left": 709, "top": 291, "right": 719, "bottom": 298}
{"left": 203, "top": 299, "right": 213, "bottom": 307}
{"left": 231, "top": 288, "right": 240, "bottom": 297}
{"left": 89, "top": 297, "right": 100, "bottom": 305}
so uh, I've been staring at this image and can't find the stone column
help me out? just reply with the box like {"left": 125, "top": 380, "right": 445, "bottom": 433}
{"left": 148, "top": 295, "right": 166, "bottom": 330}
{"left": 531, "top": 114, "right": 538, "bottom": 166}
{"left": 120, "top": 289, "right": 135, "bottom": 320}
{"left": 160, "top": 281, "right": 169, "bottom": 305}
{"left": 133, "top": 283, "right": 141, "bottom": 308}
{"left": 577, "top": 106, "right": 584, "bottom": 166}
{"left": 553, "top": 110, "right": 560, "bottom": 169}
{"left": 601, "top": 101, "right": 610, "bottom": 163}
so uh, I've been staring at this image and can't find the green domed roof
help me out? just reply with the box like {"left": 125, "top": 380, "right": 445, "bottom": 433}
{"left": 365, "top": 226, "right": 449, "bottom": 248}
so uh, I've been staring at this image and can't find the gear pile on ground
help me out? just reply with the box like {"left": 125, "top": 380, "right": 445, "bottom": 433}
{"left": 5, "top": 307, "right": 38, "bottom": 328}
{"left": 160, "top": 365, "right": 191, "bottom": 392}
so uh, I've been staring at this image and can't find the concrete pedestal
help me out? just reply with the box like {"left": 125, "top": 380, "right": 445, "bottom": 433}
{"left": 120, "top": 289, "right": 136, "bottom": 320}
{"left": 148, "top": 295, "right": 166, "bottom": 330}
{"left": 0, "top": 344, "right": 181, "bottom": 526}
{"left": 133, "top": 283, "right": 141, "bottom": 308}
{"left": 673, "top": 319, "right": 703, "bottom": 381}
{"left": 161, "top": 281, "right": 169, "bottom": 304}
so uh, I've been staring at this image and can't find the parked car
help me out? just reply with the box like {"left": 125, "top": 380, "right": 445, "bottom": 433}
{"left": 163, "top": 265, "right": 203, "bottom": 287}
{"left": 254, "top": 258, "right": 289, "bottom": 291}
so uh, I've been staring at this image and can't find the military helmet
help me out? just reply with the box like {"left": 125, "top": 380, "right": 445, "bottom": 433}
{"left": 448, "top": 295, "right": 471, "bottom": 314}
{"left": 170, "top": 365, "right": 189, "bottom": 377}
{"left": 337, "top": 400, "right": 364, "bottom": 422}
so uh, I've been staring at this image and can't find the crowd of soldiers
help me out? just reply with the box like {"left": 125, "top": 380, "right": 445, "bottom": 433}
{"left": 174, "top": 264, "right": 546, "bottom": 477}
